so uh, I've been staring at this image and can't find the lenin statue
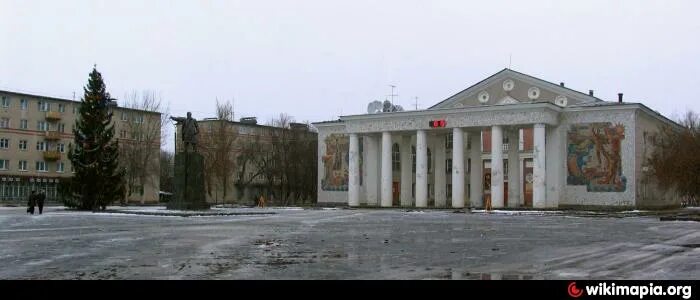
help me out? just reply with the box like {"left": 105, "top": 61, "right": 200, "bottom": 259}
{"left": 171, "top": 112, "right": 199, "bottom": 152}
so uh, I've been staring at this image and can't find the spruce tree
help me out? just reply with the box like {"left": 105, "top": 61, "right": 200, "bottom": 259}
{"left": 67, "top": 66, "right": 125, "bottom": 211}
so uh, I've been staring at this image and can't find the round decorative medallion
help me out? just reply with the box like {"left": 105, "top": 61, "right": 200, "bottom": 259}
{"left": 502, "top": 79, "right": 515, "bottom": 91}
{"left": 478, "top": 91, "right": 490, "bottom": 103}
{"left": 528, "top": 87, "right": 540, "bottom": 100}
{"left": 555, "top": 95, "right": 568, "bottom": 107}
{"left": 453, "top": 102, "right": 464, "bottom": 108}
{"left": 525, "top": 173, "right": 534, "bottom": 183}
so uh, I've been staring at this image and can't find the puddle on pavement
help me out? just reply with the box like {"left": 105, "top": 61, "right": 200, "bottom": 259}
{"left": 423, "top": 268, "right": 542, "bottom": 280}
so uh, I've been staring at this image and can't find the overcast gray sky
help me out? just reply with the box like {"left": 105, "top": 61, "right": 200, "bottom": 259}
{"left": 2, "top": 0, "right": 699, "bottom": 151}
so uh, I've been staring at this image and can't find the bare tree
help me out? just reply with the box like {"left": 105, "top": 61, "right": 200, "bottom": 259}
{"left": 270, "top": 113, "right": 294, "bottom": 204}
{"left": 235, "top": 135, "right": 267, "bottom": 202}
{"left": 265, "top": 114, "right": 317, "bottom": 205}
{"left": 160, "top": 150, "right": 174, "bottom": 195}
{"left": 119, "top": 90, "right": 169, "bottom": 204}
{"left": 200, "top": 100, "right": 237, "bottom": 204}
{"left": 232, "top": 113, "right": 318, "bottom": 206}
{"left": 648, "top": 110, "right": 700, "bottom": 206}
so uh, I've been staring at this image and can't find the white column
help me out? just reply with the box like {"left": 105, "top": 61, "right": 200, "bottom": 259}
{"left": 415, "top": 130, "right": 428, "bottom": 208}
{"left": 380, "top": 131, "right": 392, "bottom": 207}
{"left": 546, "top": 124, "right": 564, "bottom": 208}
{"left": 533, "top": 123, "right": 546, "bottom": 209}
{"left": 469, "top": 130, "right": 483, "bottom": 208}
{"left": 434, "top": 134, "right": 446, "bottom": 207}
{"left": 507, "top": 128, "right": 520, "bottom": 208}
{"left": 451, "top": 128, "right": 465, "bottom": 208}
{"left": 490, "top": 125, "right": 504, "bottom": 208}
{"left": 348, "top": 133, "right": 360, "bottom": 207}
{"left": 365, "top": 135, "right": 379, "bottom": 206}
{"left": 400, "top": 135, "right": 412, "bottom": 207}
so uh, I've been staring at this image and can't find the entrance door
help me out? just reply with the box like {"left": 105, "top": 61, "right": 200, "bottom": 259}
{"left": 483, "top": 160, "right": 508, "bottom": 207}
{"left": 523, "top": 159, "right": 533, "bottom": 207}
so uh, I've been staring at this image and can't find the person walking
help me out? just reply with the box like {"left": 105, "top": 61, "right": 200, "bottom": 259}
{"left": 26, "top": 190, "right": 36, "bottom": 215}
{"left": 37, "top": 190, "right": 46, "bottom": 215}
{"left": 258, "top": 194, "right": 266, "bottom": 208}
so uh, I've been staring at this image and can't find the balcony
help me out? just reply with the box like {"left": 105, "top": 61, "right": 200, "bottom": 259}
{"left": 43, "top": 151, "right": 61, "bottom": 161}
{"left": 46, "top": 111, "right": 62, "bottom": 121}
{"left": 45, "top": 131, "right": 61, "bottom": 140}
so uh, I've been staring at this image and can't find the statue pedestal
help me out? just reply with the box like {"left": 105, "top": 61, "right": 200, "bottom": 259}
{"left": 168, "top": 151, "right": 209, "bottom": 210}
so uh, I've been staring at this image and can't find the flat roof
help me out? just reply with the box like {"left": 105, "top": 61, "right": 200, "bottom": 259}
{"left": 0, "top": 89, "right": 161, "bottom": 115}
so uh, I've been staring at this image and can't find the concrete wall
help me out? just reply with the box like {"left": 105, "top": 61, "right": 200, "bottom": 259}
{"left": 560, "top": 108, "right": 637, "bottom": 208}
{"left": 634, "top": 110, "right": 680, "bottom": 209}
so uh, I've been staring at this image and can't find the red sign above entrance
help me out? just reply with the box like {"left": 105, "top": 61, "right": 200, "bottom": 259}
{"left": 429, "top": 119, "right": 446, "bottom": 128}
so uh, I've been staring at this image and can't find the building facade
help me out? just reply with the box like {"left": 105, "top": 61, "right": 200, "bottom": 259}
{"left": 0, "top": 89, "right": 161, "bottom": 204}
{"left": 175, "top": 117, "right": 317, "bottom": 205}
{"left": 314, "top": 69, "right": 680, "bottom": 209}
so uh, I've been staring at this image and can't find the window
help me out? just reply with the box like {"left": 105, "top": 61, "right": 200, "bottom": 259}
{"left": 36, "top": 141, "right": 46, "bottom": 151}
{"left": 392, "top": 143, "right": 400, "bottom": 171}
{"left": 37, "top": 121, "right": 48, "bottom": 131}
{"left": 0, "top": 118, "right": 9, "bottom": 128}
{"left": 446, "top": 133, "right": 453, "bottom": 150}
{"left": 72, "top": 105, "right": 77, "bottom": 114}
{"left": 58, "top": 104, "right": 65, "bottom": 112}
{"left": 121, "top": 112, "right": 128, "bottom": 121}
{"left": 56, "top": 161, "right": 65, "bottom": 173}
{"left": 18, "top": 140, "right": 27, "bottom": 150}
{"left": 134, "top": 114, "right": 144, "bottom": 124}
{"left": 18, "top": 160, "right": 27, "bottom": 171}
{"left": 411, "top": 146, "right": 416, "bottom": 173}
{"left": 467, "top": 158, "right": 471, "bottom": 173}
{"left": 58, "top": 123, "right": 65, "bottom": 133}
{"left": 57, "top": 143, "right": 65, "bottom": 153}
{"left": 120, "top": 130, "right": 128, "bottom": 139}
{"left": 0, "top": 138, "right": 8, "bottom": 149}
{"left": 447, "top": 184, "right": 452, "bottom": 198}
{"left": 20, "top": 99, "right": 27, "bottom": 110}
{"left": 20, "top": 119, "right": 27, "bottom": 129}
{"left": 131, "top": 132, "right": 143, "bottom": 141}
{"left": 0, "top": 159, "right": 8, "bottom": 170}
{"left": 1, "top": 96, "right": 9, "bottom": 108}
{"left": 35, "top": 161, "right": 47, "bottom": 172}
{"left": 38, "top": 101, "right": 49, "bottom": 111}
{"left": 427, "top": 148, "right": 432, "bottom": 174}
{"left": 446, "top": 158, "right": 452, "bottom": 174}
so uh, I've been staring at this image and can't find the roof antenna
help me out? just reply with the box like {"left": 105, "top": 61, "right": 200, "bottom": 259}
{"left": 414, "top": 96, "right": 419, "bottom": 110}
{"left": 509, "top": 53, "right": 512, "bottom": 69}
{"left": 388, "top": 85, "right": 398, "bottom": 106}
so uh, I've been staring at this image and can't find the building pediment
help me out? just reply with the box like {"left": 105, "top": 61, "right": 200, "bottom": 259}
{"left": 431, "top": 69, "right": 603, "bottom": 110}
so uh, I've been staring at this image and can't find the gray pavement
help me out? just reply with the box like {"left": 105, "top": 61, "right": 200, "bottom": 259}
{"left": 0, "top": 206, "right": 698, "bottom": 279}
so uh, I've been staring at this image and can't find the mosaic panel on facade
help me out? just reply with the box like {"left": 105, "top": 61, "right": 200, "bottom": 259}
{"left": 321, "top": 134, "right": 349, "bottom": 191}
{"left": 567, "top": 122, "right": 627, "bottom": 192}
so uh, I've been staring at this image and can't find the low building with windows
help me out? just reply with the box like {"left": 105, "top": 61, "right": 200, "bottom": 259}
{"left": 175, "top": 117, "right": 317, "bottom": 205}
{"left": 314, "top": 69, "right": 680, "bottom": 209}
{"left": 0, "top": 89, "right": 161, "bottom": 204}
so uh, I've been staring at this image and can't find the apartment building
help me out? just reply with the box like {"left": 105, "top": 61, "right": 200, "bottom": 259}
{"left": 0, "top": 89, "right": 161, "bottom": 204}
